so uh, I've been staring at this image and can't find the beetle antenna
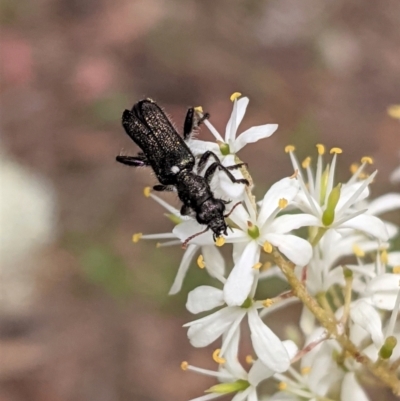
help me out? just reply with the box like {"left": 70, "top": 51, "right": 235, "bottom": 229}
{"left": 182, "top": 227, "right": 209, "bottom": 249}
{"left": 224, "top": 202, "right": 241, "bottom": 218}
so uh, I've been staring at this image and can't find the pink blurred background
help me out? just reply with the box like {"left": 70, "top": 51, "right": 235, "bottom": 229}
{"left": 1, "top": 1, "right": 399, "bottom": 400}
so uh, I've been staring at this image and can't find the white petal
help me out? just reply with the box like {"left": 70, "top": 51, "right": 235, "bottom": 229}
{"left": 232, "top": 241, "right": 250, "bottom": 264}
{"left": 186, "top": 307, "right": 241, "bottom": 347}
{"left": 282, "top": 340, "right": 298, "bottom": 360}
{"left": 248, "top": 359, "right": 274, "bottom": 386}
{"left": 234, "top": 124, "right": 278, "bottom": 153}
{"left": 228, "top": 203, "right": 251, "bottom": 232}
{"left": 264, "top": 233, "right": 312, "bottom": 267}
{"left": 224, "top": 241, "right": 260, "bottom": 306}
{"left": 186, "top": 286, "right": 224, "bottom": 314}
{"left": 350, "top": 300, "right": 384, "bottom": 347}
{"left": 390, "top": 166, "right": 400, "bottom": 183}
{"left": 224, "top": 229, "right": 250, "bottom": 244}
{"left": 248, "top": 309, "right": 290, "bottom": 373}
{"left": 258, "top": 178, "right": 299, "bottom": 227}
{"left": 337, "top": 182, "right": 370, "bottom": 211}
{"left": 189, "top": 393, "right": 222, "bottom": 401}
{"left": 293, "top": 189, "right": 322, "bottom": 217}
{"left": 268, "top": 213, "right": 320, "bottom": 234}
{"left": 169, "top": 244, "right": 199, "bottom": 295}
{"left": 306, "top": 341, "right": 343, "bottom": 395}
{"left": 225, "top": 97, "right": 249, "bottom": 144}
{"left": 339, "top": 214, "right": 389, "bottom": 241}
{"left": 232, "top": 389, "right": 252, "bottom": 401}
{"left": 187, "top": 138, "right": 220, "bottom": 157}
{"left": 341, "top": 372, "right": 370, "bottom": 401}
{"left": 217, "top": 155, "right": 246, "bottom": 199}
{"left": 366, "top": 274, "right": 400, "bottom": 310}
{"left": 221, "top": 325, "right": 247, "bottom": 379}
{"left": 384, "top": 221, "right": 399, "bottom": 239}
{"left": 173, "top": 220, "right": 215, "bottom": 246}
{"left": 299, "top": 306, "right": 316, "bottom": 336}
{"left": 203, "top": 245, "right": 226, "bottom": 278}
{"left": 367, "top": 193, "right": 400, "bottom": 215}
{"left": 245, "top": 389, "right": 258, "bottom": 401}
{"left": 388, "top": 251, "right": 400, "bottom": 267}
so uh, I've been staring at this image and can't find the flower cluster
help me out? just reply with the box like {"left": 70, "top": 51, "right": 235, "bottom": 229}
{"left": 134, "top": 94, "right": 400, "bottom": 400}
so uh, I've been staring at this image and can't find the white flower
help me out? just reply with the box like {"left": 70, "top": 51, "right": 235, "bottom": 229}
{"left": 185, "top": 285, "right": 292, "bottom": 373}
{"left": 286, "top": 145, "right": 389, "bottom": 242}
{"left": 182, "top": 328, "right": 297, "bottom": 401}
{"left": 188, "top": 93, "right": 278, "bottom": 199}
{"left": 175, "top": 177, "right": 313, "bottom": 306}
{"left": 132, "top": 189, "right": 225, "bottom": 294}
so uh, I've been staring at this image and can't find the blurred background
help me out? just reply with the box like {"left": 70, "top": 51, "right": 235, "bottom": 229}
{"left": 1, "top": 0, "right": 400, "bottom": 400}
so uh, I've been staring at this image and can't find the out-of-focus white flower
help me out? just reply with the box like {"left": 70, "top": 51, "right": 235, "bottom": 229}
{"left": 0, "top": 149, "right": 56, "bottom": 314}
{"left": 182, "top": 328, "right": 297, "bottom": 401}
{"left": 185, "top": 285, "right": 292, "bottom": 373}
{"left": 188, "top": 93, "right": 278, "bottom": 199}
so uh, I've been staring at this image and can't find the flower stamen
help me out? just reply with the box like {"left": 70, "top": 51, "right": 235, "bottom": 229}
{"left": 212, "top": 349, "right": 226, "bottom": 364}
{"left": 263, "top": 241, "right": 273, "bottom": 253}
{"left": 143, "top": 187, "right": 151, "bottom": 197}
{"left": 230, "top": 92, "right": 242, "bottom": 101}
{"left": 132, "top": 233, "right": 142, "bottom": 243}
{"left": 197, "top": 254, "right": 206, "bottom": 269}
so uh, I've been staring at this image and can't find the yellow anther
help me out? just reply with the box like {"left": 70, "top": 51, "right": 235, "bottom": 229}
{"left": 388, "top": 105, "right": 400, "bottom": 119}
{"left": 380, "top": 250, "right": 388, "bottom": 264}
{"left": 301, "top": 157, "right": 311, "bottom": 168}
{"left": 285, "top": 145, "right": 295, "bottom": 153}
{"left": 215, "top": 237, "right": 225, "bottom": 247}
{"left": 393, "top": 266, "right": 400, "bottom": 274}
{"left": 156, "top": 242, "right": 161, "bottom": 248}
{"left": 253, "top": 262, "right": 262, "bottom": 270}
{"left": 230, "top": 92, "right": 242, "bottom": 101}
{"left": 279, "top": 198, "right": 288, "bottom": 209}
{"left": 245, "top": 355, "right": 254, "bottom": 364}
{"left": 194, "top": 106, "right": 203, "bottom": 113}
{"left": 212, "top": 349, "right": 226, "bottom": 364}
{"left": 361, "top": 156, "right": 373, "bottom": 165}
{"left": 261, "top": 262, "right": 272, "bottom": 271}
{"left": 132, "top": 233, "right": 143, "bottom": 243}
{"left": 350, "top": 163, "right": 359, "bottom": 174}
{"left": 197, "top": 254, "right": 206, "bottom": 269}
{"left": 263, "top": 299, "right": 274, "bottom": 307}
{"left": 352, "top": 244, "right": 365, "bottom": 258}
{"left": 181, "top": 361, "right": 189, "bottom": 371}
{"left": 263, "top": 241, "right": 273, "bottom": 253}
{"left": 316, "top": 144, "right": 325, "bottom": 155}
{"left": 278, "top": 382, "right": 287, "bottom": 391}
{"left": 301, "top": 366, "right": 311, "bottom": 375}
{"left": 330, "top": 147, "right": 343, "bottom": 154}
{"left": 143, "top": 187, "right": 151, "bottom": 197}
{"left": 290, "top": 169, "right": 299, "bottom": 179}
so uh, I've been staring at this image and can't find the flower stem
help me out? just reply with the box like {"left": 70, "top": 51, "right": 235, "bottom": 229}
{"left": 272, "top": 249, "right": 400, "bottom": 396}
